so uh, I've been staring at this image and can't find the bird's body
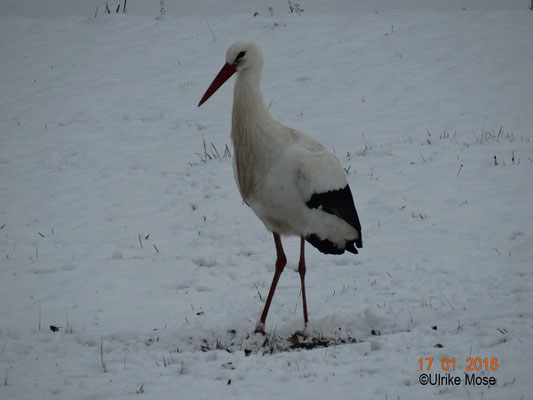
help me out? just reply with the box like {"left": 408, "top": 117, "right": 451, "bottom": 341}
{"left": 234, "top": 121, "right": 359, "bottom": 252}
{"left": 198, "top": 41, "right": 362, "bottom": 332}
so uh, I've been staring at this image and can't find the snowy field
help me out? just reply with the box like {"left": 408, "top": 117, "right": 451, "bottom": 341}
{"left": 1, "top": 0, "right": 533, "bottom": 399}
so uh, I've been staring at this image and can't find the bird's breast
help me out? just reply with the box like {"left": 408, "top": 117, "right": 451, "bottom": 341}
{"left": 233, "top": 148, "right": 254, "bottom": 200}
{"left": 231, "top": 120, "right": 283, "bottom": 202}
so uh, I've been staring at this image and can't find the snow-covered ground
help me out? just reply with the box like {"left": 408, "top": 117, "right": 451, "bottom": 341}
{"left": 1, "top": 1, "right": 532, "bottom": 399}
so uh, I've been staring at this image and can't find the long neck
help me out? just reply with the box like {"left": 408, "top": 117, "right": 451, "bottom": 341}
{"left": 230, "top": 67, "right": 273, "bottom": 200}
{"left": 231, "top": 68, "right": 270, "bottom": 135}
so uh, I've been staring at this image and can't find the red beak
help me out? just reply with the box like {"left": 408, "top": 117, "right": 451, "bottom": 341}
{"left": 198, "top": 63, "right": 237, "bottom": 107}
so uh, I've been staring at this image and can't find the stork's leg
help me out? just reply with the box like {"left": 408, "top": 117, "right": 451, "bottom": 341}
{"left": 298, "top": 236, "right": 309, "bottom": 326}
{"left": 255, "top": 232, "right": 286, "bottom": 334}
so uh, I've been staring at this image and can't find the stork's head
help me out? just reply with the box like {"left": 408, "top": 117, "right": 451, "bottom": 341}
{"left": 225, "top": 41, "right": 263, "bottom": 72}
{"left": 198, "top": 41, "right": 262, "bottom": 107}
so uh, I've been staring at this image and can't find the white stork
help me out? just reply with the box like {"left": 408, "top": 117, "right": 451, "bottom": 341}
{"left": 198, "top": 41, "right": 362, "bottom": 334}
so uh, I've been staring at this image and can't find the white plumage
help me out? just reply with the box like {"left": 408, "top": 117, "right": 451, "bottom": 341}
{"left": 198, "top": 41, "right": 362, "bottom": 333}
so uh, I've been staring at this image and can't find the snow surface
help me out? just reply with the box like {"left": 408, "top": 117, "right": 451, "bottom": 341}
{"left": 1, "top": 1, "right": 532, "bottom": 399}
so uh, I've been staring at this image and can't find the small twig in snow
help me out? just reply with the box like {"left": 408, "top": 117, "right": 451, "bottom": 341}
{"left": 100, "top": 337, "right": 107, "bottom": 373}
{"left": 206, "top": 21, "right": 216, "bottom": 42}
{"left": 438, "top": 289, "right": 455, "bottom": 311}
{"left": 65, "top": 307, "right": 72, "bottom": 334}
{"left": 253, "top": 282, "right": 263, "bottom": 301}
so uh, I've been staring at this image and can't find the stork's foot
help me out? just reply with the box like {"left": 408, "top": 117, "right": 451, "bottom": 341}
{"left": 254, "top": 321, "right": 266, "bottom": 335}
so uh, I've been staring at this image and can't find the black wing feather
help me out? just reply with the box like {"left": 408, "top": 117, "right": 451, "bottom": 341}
{"left": 305, "top": 185, "right": 362, "bottom": 254}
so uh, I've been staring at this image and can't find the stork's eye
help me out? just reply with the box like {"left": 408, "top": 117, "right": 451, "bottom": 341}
{"left": 235, "top": 51, "right": 246, "bottom": 62}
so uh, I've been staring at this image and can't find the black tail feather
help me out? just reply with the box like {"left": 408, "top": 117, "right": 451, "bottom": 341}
{"left": 305, "top": 234, "right": 359, "bottom": 255}
{"left": 305, "top": 184, "right": 363, "bottom": 254}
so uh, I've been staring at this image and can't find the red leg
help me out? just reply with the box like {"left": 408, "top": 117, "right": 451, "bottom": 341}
{"left": 298, "top": 236, "right": 309, "bottom": 326}
{"left": 255, "top": 233, "right": 286, "bottom": 334}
